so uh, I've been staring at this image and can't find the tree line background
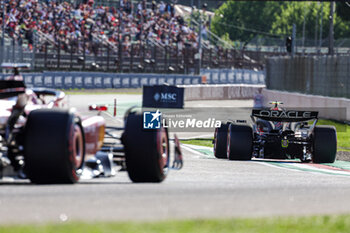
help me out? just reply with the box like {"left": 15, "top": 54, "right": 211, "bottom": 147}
{"left": 207, "top": 1, "right": 350, "bottom": 46}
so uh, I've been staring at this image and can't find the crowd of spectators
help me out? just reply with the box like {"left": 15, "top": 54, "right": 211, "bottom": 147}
{"left": 0, "top": 0, "right": 199, "bottom": 56}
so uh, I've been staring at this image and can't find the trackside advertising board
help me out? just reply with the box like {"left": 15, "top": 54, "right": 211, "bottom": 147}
{"left": 142, "top": 85, "right": 184, "bottom": 109}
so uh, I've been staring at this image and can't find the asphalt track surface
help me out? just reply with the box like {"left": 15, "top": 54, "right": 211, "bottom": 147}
{"left": 1, "top": 94, "right": 350, "bottom": 224}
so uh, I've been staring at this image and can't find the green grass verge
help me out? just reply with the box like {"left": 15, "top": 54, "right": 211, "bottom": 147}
{"left": 180, "top": 119, "right": 350, "bottom": 151}
{"left": 3, "top": 216, "right": 350, "bottom": 233}
{"left": 317, "top": 119, "right": 350, "bottom": 151}
{"left": 181, "top": 138, "right": 213, "bottom": 148}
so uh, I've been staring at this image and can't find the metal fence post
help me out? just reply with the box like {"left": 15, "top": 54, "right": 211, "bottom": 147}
{"left": 225, "top": 49, "right": 228, "bottom": 67}
{"left": 130, "top": 43, "right": 133, "bottom": 72}
{"left": 20, "top": 44, "right": 23, "bottom": 62}
{"left": 118, "top": 11, "right": 122, "bottom": 73}
{"left": 209, "top": 48, "right": 212, "bottom": 68}
{"left": 57, "top": 40, "right": 61, "bottom": 69}
{"left": 70, "top": 43, "right": 73, "bottom": 70}
{"left": 141, "top": 42, "right": 145, "bottom": 72}
{"left": 291, "top": 24, "right": 296, "bottom": 57}
{"left": 184, "top": 48, "right": 188, "bottom": 74}
{"left": 164, "top": 45, "right": 168, "bottom": 73}
{"left": 83, "top": 38, "right": 86, "bottom": 70}
{"left": 153, "top": 46, "right": 156, "bottom": 73}
{"left": 44, "top": 42, "right": 48, "bottom": 69}
{"left": 107, "top": 44, "right": 110, "bottom": 71}
{"left": 32, "top": 32, "right": 36, "bottom": 70}
{"left": 12, "top": 38, "right": 15, "bottom": 62}
{"left": 0, "top": 44, "right": 3, "bottom": 69}
{"left": 176, "top": 43, "right": 179, "bottom": 73}
{"left": 249, "top": 70, "right": 253, "bottom": 84}
{"left": 231, "top": 49, "right": 235, "bottom": 68}
{"left": 226, "top": 68, "right": 229, "bottom": 83}
{"left": 233, "top": 69, "right": 236, "bottom": 83}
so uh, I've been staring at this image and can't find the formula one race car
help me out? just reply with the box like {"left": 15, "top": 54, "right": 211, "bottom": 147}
{"left": 0, "top": 63, "right": 182, "bottom": 184}
{"left": 214, "top": 102, "right": 337, "bottom": 163}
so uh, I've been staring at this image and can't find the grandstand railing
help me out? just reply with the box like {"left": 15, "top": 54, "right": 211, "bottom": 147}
{"left": 5, "top": 35, "right": 350, "bottom": 75}
{"left": 27, "top": 39, "right": 264, "bottom": 74}
{"left": 246, "top": 36, "right": 350, "bottom": 54}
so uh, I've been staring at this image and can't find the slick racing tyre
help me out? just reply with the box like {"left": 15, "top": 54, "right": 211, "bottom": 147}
{"left": 313, "top": 126, "right": 337, "bottom": 163}
{"left": 25, "top": 109, "right": 85, "bottom": 184}
{"left": 122, "top": 113, "right": 169, "bottom": 182}
{"left": 214, "top": 123, "right": 229, "bottom": 159}
{"left": 227, "top": 124, "right": 253, "bottom": 160}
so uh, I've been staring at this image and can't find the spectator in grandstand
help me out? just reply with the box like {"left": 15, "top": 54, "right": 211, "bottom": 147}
{"left": 151, "top": 1, "right": 157, "bottom": 11}
{"left": 159, "top": 1, "right": 166, "bottom": 15}
{"left": 2, "top": 0, "right": 198, "bottom": 55}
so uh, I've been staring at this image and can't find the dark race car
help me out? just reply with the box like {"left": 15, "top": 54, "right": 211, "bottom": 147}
{"left": 214, "top": 102, "right": 337, "bottom": 163}
{"left": 0, "top": 63, "right": 183, "bottom": 184}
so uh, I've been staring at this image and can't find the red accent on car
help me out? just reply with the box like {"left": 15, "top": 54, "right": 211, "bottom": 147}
{"left": 81, "top": 116, "right": 106, "bottom": 158}
{"left": 89, "top": 104, "right": 108, "bottom": 111}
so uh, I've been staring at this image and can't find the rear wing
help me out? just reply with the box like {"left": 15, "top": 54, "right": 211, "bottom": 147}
{"left": 252, "top": 109, "right": 318, "bottom": 122}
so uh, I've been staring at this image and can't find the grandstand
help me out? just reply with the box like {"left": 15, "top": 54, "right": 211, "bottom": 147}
{"left": 0, "top": 0, "right": 266, "bottom": 73}
{"left": 8, "top": 0, "right": 349, "bottom": 73}
{"left": 1, "top": 0, "right": 350, "bottom": 74}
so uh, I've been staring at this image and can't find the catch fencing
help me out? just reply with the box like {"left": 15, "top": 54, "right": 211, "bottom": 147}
{"left": 0, "top": 42, "right": 263, "bottom": 75}
{"left": 266, "top": 56, "right": 350, "bottom": 98}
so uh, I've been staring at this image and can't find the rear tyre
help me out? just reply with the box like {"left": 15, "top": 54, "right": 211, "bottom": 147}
{"left": 122, "top": 113, "right": 169, "bottom": 182}
{"left": 227, "top": 124, "right": 253, "bottom": 160}
{"left": 313, "top": 126, "right": 337, "bottom": 163}
{"left": 213, "top": 123, "right": 229, "bottom": 159}
{"left": 25, "top": 109, "right": 85, "bottom": 184}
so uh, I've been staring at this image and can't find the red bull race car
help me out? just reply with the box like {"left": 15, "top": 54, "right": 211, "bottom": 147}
{"left": 214, "top": 102, "right": 337, "bottom": 163}
{"left": 0, "top": 63, "right": 182, "bottom": 184}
